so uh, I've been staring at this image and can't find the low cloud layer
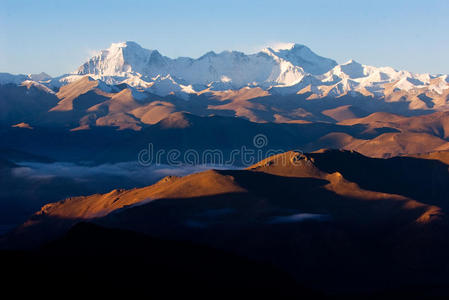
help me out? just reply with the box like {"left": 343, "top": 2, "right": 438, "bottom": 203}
{"left": 269, "top": 213, "right": 330, "bottom": 224}
{"left": 1, "top": 161, "right": 238, "bottom": 233}
{"left": 12, "top": 161, "right": 234, "bottom": 185}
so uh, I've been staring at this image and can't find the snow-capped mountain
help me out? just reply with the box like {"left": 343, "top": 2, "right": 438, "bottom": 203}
{"left": 315, "top": 60, "right": 442, "bottom": 97}
{"left": 72, "top": 41, "right": 449, "bottom": 105}
{"left": 75, "top": 41, "right": 333, "bottom": 90}
{"left": 0, "top": 72, "right": 51, "bottom": 85}
{"left": 2, "top": 41, "right": 449, "bottom": 108}
{"left": 260, "top": 43, "right": 337, "bottom": 75}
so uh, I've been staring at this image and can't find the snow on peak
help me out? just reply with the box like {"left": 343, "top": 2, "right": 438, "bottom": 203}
{"left": 333, "top": 60, "right": 365, "bottom": 78}
{"left": 29, "top": 72, "right": 52, "bottom": 82}
{"left": 104, "top": 41, "right": 147, "bottom": 55}
{"left": 76, "top": 41, "right": 162, "bottom": 77}
{"left": 27, "top": 41, "right": 442, "bottom": 101}
{"left": 109, "top": 41, "right": 140, "bottom": 49}
{"left": 269, "top": 42, "right": 296, "bottom": 51}
{"left": 74, "top": 41, "right": 332, "bottom": 91}
{"left": 0, "top": 72, "right": 52, "bottom": 85}
{"left": 262, "top": 43, "right": 337, "bottom": 75}
{"left": 108, "top": 41, "right": 128, "bottom": 50}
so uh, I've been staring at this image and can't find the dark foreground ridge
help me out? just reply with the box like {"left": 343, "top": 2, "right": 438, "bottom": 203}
{"left": 3, "top": 222, "right": 449, "bottom": 298}
{"left": 4, "top": 150, "right": 449, "bottom": 297}
{"left": 1, "top": 222, "right": 316, "bottom": 297}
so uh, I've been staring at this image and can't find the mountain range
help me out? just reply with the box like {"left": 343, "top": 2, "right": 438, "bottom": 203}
{"left": 3, "top": 41, "right": 449, "bottom": 296}
{"left": 2, "top": 41, "right": 449, "bottom": 107}
{"left": 0, "top": 42, "right": 448, "bottom": 152}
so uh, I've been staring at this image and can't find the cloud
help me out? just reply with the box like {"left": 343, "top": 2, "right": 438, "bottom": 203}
{"left": 269, "top": 213, "right": 330, "bottom": 224}
{"left": 87, "top": 48, "right": 102, "bottom": 58}
{"left": 12, "top": 161, "right": 234, "bottom": 184}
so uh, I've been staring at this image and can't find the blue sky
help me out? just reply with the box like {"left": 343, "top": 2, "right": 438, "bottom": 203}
{"left": 1, "top": 0, "right": 448, "bottom": 76}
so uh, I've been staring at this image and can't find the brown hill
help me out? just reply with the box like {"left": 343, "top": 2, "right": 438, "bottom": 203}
{"left": 4, "top": 77, "right": 449, "bottom": 160}
{"left": 51, "top": 76, "right": 109, "bottom": 112}
{"left": 8, "top": 150, "right": 445, "bottom": 247}
{"left": 5, "top": 150, "right": 449, "bottom": 295}
{"left": 339, "top": 111, "right": 407, "bottom": 126}
{"left": 336, "top": 111, "right": 449, "bottom": 157}
{"left": 342, "top": 111, "right": 449, "bottom": 138}
{"left": 408, "top": 150, "right": 449, "bottom": 165}
{"left": 0, "top": 82, "right": 58, "bottom": 125}
{"left": 322, "top": 105, "right": 369, "bottom": 122}
{"left": 351, "top": 132, "right": 449, "bottom": 158}
{"left": 6, "top": 76, "right": 441, "bottom": 130}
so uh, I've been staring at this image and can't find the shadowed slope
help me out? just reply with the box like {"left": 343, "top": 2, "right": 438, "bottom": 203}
{"left": 6, "top": 150, "right": 444, "bottom": 249}
{"left": 308, "top": 149, "right": 449, "bottom": 209}
{"left": 336, "top": 111, "right": 449, "bottom": 157}
{"left": 0, "top": 83, "right": 58, "bottom": 125}
{"left": 3, "top": 77, "right": 449, "bottom": 160}
{"left": 4, "top": 150, "right": 449, "bottom": 295}
{"left": 322, "top": 105, "right": 369, "bottom": 122}
{"left": 51, "top": 76, "right": 107, "bottom": 112}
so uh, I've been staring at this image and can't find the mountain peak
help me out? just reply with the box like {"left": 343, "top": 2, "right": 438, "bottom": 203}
{"left": 263, "top": 42, "right": 307, "bottom": 53}
{"left": 287, "top": 43, "right": 309, "bottom": 51}
{"left": 199, "top": 51, "right": 217, "bottom": 59}
{"left": 68, "top": 41, "right": 448, "bottom": 100}
{"left": 77, "top": 41, "right": 158, "bottom": 76}
{"left": 28, "top": 72, "right": 52, "bottom": 81}
{"left": 342, "top": 59, "right": 361, "bottom": 66}
{"left": 108, "top": 41, "right": 142, "bottom": 50}
{"left": 263, "top": 42, "right": 337, "bottom": 75}
{"left": 330, "top": 59, "right": 366, "bottom": 79}
{"left": 76, "top": 41, "right": 335, "bottom": 86}
{"left": 269, "top": 42, "right": 297, "bottom": 51}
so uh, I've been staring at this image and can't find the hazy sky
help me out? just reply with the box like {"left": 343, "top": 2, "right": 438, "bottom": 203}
{"left": 1, "top": 0, "right": 448, "bottom": 76}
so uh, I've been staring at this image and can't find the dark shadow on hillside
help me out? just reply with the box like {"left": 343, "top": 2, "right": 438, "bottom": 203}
{"left": 99, "top": 171, "right": 429, "bottom": 239}
{"left": 246, "top": 93, "right": 436, "bottom": 119}
{"left": 309, "top": 150, "right": 449, "bottom": 210}
{"left": 0, "top": 115, "right": 394, "bottom": 164}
